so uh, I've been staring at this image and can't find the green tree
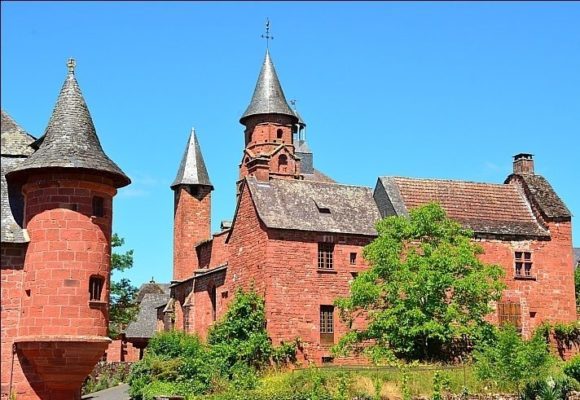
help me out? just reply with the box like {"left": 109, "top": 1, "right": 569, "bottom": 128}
{"left": 334, "top": 203, "right": 505, "bottom": 361}
{"left": 575, "top": 267, "right": 580, "bottom": 308}
{"left": 109, "top": 233, "right": 139, "bottom": 338}
{"left": 473, "top": 324, "right": 553, "bottom": 393}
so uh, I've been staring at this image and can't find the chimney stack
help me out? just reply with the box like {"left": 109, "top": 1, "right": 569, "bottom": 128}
{"left": 513, "top": 153, "right": 534, "bottom": 175}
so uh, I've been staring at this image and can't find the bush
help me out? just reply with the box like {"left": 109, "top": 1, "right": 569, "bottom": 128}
{"left": 521, "top": 377, "right": 576, "bottom": 400}
{"left": 563, "top": 355, "right": 580, "bottom": 383}
{"left": 473, "top": 324, "right": 553, "bottom": 392}
{"left": 82, "top": 361, "right": 131, "bottom": 395}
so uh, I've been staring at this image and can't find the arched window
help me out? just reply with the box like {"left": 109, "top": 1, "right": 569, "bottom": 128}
{"left": 278, "top": 154, "right": 288, "bottom": 172}
{"left": 209, "top": 285, "right": 217, "bottom": 322}
{"left": 276, "top": 129, "right": 283, "bottom": 139}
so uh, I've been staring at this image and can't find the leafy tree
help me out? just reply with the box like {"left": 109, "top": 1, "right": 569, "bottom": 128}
{"left": 334, "top": 202, "right": 505, "bottom": 361}
{"left": 109, "top": 233, "right": 139, "bottom": 338}
{"left": 473, "top": 324, "right": 553, "bottom": 393}
{"left": 575, "top": 267, "right": 580, "bottom": 308}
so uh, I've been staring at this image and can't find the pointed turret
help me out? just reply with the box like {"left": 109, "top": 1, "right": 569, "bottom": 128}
{"left": 7, "top": 59, "right": 130, "bottom": 188}
{"left": 171, "top": 128, "right": 213, "bottom": 189}
{"left": 240, "top": 50, "right": 298, "bottom": 124}
{"left": 172, "top": 129, "right": 213, "bottom": 281}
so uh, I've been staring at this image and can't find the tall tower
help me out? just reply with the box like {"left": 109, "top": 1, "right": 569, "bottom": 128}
{"left": 171, "top": 129, "right": 213, "bottom": 281}
{"left": 239, "top": 50, "right": 300, "bottom": 181}
{"left": 6, "top": 59, "right": 130, "bottom": 399}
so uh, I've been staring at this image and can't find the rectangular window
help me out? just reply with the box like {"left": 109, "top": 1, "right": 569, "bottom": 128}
{"left": 89, "top": 276, "right": 104, "bottom": 301}
{"left": 320, "top": 305, "right": 334, "bottom": 344}
{"left": 349, "top": 252, "right": 357, "bottom": 265}
{"left": 497, "top": 302, "right": 522, "bottom": 332}
{"left": 318, "top": 243, "right": 334, "bottom": 270}
{"left": 514, "top": 251, "right": 532, "bottom": 277}
{"left": 92, "top": 196, "right": 105, "bottom": 217}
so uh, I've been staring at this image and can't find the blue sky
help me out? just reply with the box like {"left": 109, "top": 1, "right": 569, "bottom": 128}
{"left": 2, "top": 2, "right": 579, "bottom": 287}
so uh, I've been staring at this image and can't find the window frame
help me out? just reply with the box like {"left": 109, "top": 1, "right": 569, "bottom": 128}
{"left": 92, "top": 196, "right": 105, "bottom": 218}
{"left": 318, "top": 243, "right": 334, "bottom": 270}
{"left": 320, "top": 305, "right": 335, "bottom": 345}
{"left": 89, "top": 275, "right": 104, "bottom": 302}
{"left": 514, "top": 250, "right": 533, "bottom": 278}
{"left": 497, "top": 301, "right": 522, "bottom": 332}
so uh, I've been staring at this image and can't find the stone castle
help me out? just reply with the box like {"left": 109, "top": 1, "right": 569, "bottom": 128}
{"left": 1, "top": 47, "right": 577, "bottom": 399}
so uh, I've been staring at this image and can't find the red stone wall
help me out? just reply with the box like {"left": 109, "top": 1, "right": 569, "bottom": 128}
{"left": 19, "top": 173, "right": 116, "bottom": 338}
{"left": 1, "top": 244, "right": 38, "bottom": 399}
{"left": 263, "top": 230, "right": 373, "bottom": 364}
{"left": 173, "top": 185, "right": 211, "bottom": 281}
{"left": 105, "top": 338, "right": 140, "bottom": 362}
{"left": 478, "top": 222, "right": 577, "bottom": 337}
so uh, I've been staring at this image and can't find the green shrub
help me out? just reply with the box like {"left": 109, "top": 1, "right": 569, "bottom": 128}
{"left": 473, "top": 324, "right": 553, "bottom": 393}
{"left": 141, "top": 380, "right": 193, "bottom": 400}
{"left": 563, "top": 355, "right": 580, "bottom": 383}
{"left": 82, "top": 361, "right": 132, "bottom": 395}
{"left": 521, "top": 376, "right": 576, "bottom": 400}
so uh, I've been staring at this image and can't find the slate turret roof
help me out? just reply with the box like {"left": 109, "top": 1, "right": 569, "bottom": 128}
{"left": 124, "top": 293, "right": 169, "bottom": 340}
{"left": 375, "top": 176, "right": 550, "bottom": 238}
{"left": 171, "top": 128, "right": 213, "bottom": 189}
{"left": 240, "top": 50, "right": 298, "bottom": 124}
{"left": 6, "top": 60, "right": 130, "bottom": 188}
{"left": 1, "top": 110, "right": 36, "bottom": 243}
{"left": 245, "top": 177, "right": 380, "bottom": 236}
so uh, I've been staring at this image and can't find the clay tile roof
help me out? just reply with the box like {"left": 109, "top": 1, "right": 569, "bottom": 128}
{"left": 6, "top": 64, "right": 130, "bottom": 188}
{"left": 170, "top": 129, "right": 212, "bottom": 189}
{"left": 240, "top": 50, "right": 298, "bottom": 124}
{"left": 1, "top": 110, "right": 36, "bottom": 156}
{"left": 246, "top": 177, "right": 380, "bottom": 236}
{"left": 124, "top": 293, "right": 169, "bottom": 339}
{"left": 378, "top": 177, "right": 549, "bottom": 238}
{"left": 515, "top": 174, "right": 571, "bottom": 220}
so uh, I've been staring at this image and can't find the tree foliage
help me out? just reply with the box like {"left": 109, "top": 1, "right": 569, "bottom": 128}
{"left": 109, "top": 233, "right": 138, "bottom": 338}
{"left": 575, "top": 267, "right": 580, "bottom": 308}
{"left": 473, "top": 324, "right": 553, "bottom": 392}
{"left": 334, "top": 203, "right": 505, "bottom": 361}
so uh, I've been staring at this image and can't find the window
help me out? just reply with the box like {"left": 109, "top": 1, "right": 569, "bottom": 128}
{"left": 498, "top": 302, "right": 522, "bottom": 332}
{"left": 276, "top": 129, "right": 283, "bottom": 139}
{"left": 320, "top": 306, "right": 334, "bottom": 344}
{"left": 350, "top": 252, "right": 357, "bottom": 265}
{"left": 318, "top": 243, "right": 334, "bottom": 270}
{"left": 278, "top": 154, "right": 288, "bottom": 172}
{"left": 89, "top": 276, "right": 104, "bottom": 301}
{"left": 92, "top": 196, "right": 104, "bottom": 217}
{"left": 515, "top": 251, "right": 533, "bottom": 277}
{"left": 209, "top": 285, "right": 217, "bottom": 322}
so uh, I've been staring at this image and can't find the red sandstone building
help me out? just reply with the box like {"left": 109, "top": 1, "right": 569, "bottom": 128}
{"left": 159, "top": 49, "right": 577, "bottom": 363}
{"left": 1, "top": 61, "right": 130, "bottom": 399}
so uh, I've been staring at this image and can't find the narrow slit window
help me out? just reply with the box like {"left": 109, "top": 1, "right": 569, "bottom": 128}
{"left": 92, "top": 196, "right": 104, "bottom": 217}
{"left": 276, "top": 129, "right": 283, "bottom": 139}
{"left": 89, "top": 276, "right": 104, "bottom": 301}
{"left": 209, "top": 285, "right": 217, "bottom": 322}
{"left": 318, "top": 243, "right": 334, "bottom": 270}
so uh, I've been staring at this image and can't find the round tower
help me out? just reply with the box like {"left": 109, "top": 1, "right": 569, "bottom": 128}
{"left": 6, "top": 59, "right": 130, "bottom": 399}
{"left": 239, "top": 49, "right": 300, "bottom": 181}
{"left": 171, "top": 128, "right": 213, "bottom": 281}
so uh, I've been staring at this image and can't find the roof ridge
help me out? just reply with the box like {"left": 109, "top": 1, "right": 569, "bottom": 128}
{"left": 267, "top": 176, "right": 372, "bottom": 190}
{"left": 386, "top": 175, "right": 514, "bottom": 188}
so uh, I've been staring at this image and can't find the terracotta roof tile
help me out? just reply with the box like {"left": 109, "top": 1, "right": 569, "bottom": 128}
{"left": 378, "top": 177, "right": 548, "bottom": 237}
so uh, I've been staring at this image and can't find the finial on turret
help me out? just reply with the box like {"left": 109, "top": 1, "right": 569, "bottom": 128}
{"left": 67, "top": 58, "right": 76, "bottom": 74}
{"left": 261, "top": 18, "right": 274, "bottom": 48}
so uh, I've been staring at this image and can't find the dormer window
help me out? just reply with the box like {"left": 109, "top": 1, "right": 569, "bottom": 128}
{"left": 314, "top": 200, "right": 331, "bottom": 214}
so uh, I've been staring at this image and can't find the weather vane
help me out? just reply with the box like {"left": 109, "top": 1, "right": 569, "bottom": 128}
{"left": 67, "top": 58, "right": 76, "bottom": 74}
{"left": 261, "top": 18, "right": 274, "bottom": 48}
{"left": 290, "top": 99, "right": 297, "bottom": 110}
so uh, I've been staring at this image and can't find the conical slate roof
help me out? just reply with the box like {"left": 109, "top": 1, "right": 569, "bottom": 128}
{"left": 240, "top": 50, "right": 298, "bottom": 124}
{"left": 7, "top": 60, "right": 130, "bottom": 188}
{"left": 171, "top": 128, "right": 213, "bottom": 189}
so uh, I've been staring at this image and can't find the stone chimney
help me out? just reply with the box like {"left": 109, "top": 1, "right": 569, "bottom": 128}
{"left": 513, "top": 153, "right": 534, "bottom": 175}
